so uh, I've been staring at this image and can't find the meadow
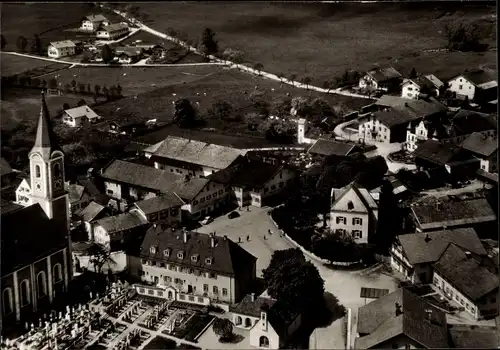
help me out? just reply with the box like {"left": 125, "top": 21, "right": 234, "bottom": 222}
{"left": 1, "top": 53, "right": 69, "bottom": 77}
{"left": 136, "top": 2, "right": 496, "bottom": 85}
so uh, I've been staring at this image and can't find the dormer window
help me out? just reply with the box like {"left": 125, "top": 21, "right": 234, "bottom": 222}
{"left": 347, "top": 201, "right": 354, "bottom": 210}
{"left": 150, "top": 246, "right": 157, "bottom": 254}
{"left": 163, "top": 248, "right": 171, "bottom": 257}
{"left": 177, "top": 251, "right": 184, "bottom": 259}
{"left": 205, "top": 257, "right": 213, "bottom": 265}
{"left": 191, "top": 254, "right": 200, "bottom": 262}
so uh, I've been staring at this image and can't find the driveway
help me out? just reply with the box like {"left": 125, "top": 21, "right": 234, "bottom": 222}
{"left": 199, "top": 208, "right": 399, "bottom": 349}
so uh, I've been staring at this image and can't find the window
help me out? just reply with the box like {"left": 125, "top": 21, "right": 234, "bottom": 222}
{"left": 177, "top": 251, "right": 184, "bottom": 259}
{"left": 213, "top": 192, "right": 217, "bottom": 198}
{"left": 336, "top": 216, "right": 346, "bottom": 224}
{"left": 206, "top": 195, "right": 211, "bottom": 200}
{"left": 53, "top": 263, "right": 63, "bottom": 283}
{"left": 150, "top": 246, "right": 157, "bottom": 254}
{"left": 353, "top": 218, "right": 363, "bottom": 225}
{"left": 254, "top": 197, "right": 260, "bottom": 203}
{"left": 353, "top": 230, "right": 362, "bottom": 239}
{"left": 407, "top": 87, "right": 413, "bottom": 91}
{"left": 279, "top": 172, "right": 283, "bottom": 179}
{"left": 209, "top": 273, "right": 217, "bottom": 279}
{"left": 20, "top": 280, "right": 30, "bottom": 306}
{"left": 279, "top": 181, "right": 284, "bottom": 188}
{"left": 203, "top": 284, "right": 208, "bottom": 292}
{"left": 222, "top": 288, "right": 228, "bottom": 296}
{"left": 164, "top": 249, "right": 171, "bottom": 257}
{"left": 174, "top": 278, "right": 183, "bottom": 285}
{"left": 188, "top": 268, "right": 193, "bottom": 274}
{"left": 164, "top": 276, "right": 172, "bottom": 283}
{"left": 259, "top": 336, "right": 270, "bottom": 348}
{"left": 213, "top": 286, "right": 218, "bottom": 294}
{"left": 271, "top": 185, "right": 276, "bottom": 190}
{"left": 198, "top": 297, "right": 204, "bottom": 303}
{"left": 107, "top": 189, "right": 114, "bottom": 195}
{"left": 157, "top": 291, "right": 163, "bottom": 297}
{"left": 193, "top": 200, "right": 198, "bottom": 205}
{"left": 471, "top": 307, "right": 475, "bottom": 314}
{"left": 466, "top": 304, "right": 470, "bottom": 310}
{"left": 191, "top": 254, "right": 199, "bottom": 262}
{"left": 147, "top": 289, "right": 154, "bottom": 295}
{"left": 459, "top": 85, "right": 463, "bottom": 90}
{"left": 205, "top": 257, "right": 213, "bottom": 265}
{"left": 347, "top": 201, "right": 354, "bottom": 210}
{"left": 54, "top": 163, "right": 61, "bottom": 177}
{"left": 219, "top": 190, "right": 223, "bottom": 195}
{"left": 35, "top": 165, "right": 41, "bottom": 178}
{"left": 139, "top": 287, "right": 145, "bottom": 293}
{"left": 189, "top": 296, "right": 195, "bottom": 302}
{"left": 200, "top": 198, "right": 205, "bottom": 203}
{"left": 37, "top": 272, "right": 47, "bottom": 298}
{"left": 3, "top": 288, "right": 13, "bottom": 315}
{"left": 179, "top": 294, "right": 185, "bottom": 300}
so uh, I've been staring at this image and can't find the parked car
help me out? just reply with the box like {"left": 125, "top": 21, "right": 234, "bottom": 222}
{"left": 228, "top": 211, "right": 240, "bottom": 219}
{"left": 201, "top": 216, "right": 213, "bottom": 225}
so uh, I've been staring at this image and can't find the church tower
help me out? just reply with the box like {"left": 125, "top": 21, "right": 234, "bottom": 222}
{"left": 28, "top": 91, "right": 68, "bottom": 223}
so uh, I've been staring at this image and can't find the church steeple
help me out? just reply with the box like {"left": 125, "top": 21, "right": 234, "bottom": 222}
{"left": 29, "top": 90, "right": 62, "bottom": 160}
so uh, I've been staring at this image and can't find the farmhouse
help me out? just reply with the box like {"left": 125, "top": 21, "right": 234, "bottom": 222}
{"left": 390, "top": 228, "right": 487, "bottom": 284}
{"left": 447, "top": 69, "right": 498, "bottom": 103}
{"left": 461, "top": 132, "right": 498, "bottom": 173}
{"left": 108, "top": 116, "right": 155, "bottom": 135}
{"left": 358, "top": 98, "right": 447, "bottom": 144}
{"left": 76, "top": 201, "right": 110, "bottom": 241}
{"left": 96, "top": 23, "right": 129, "bottom": 40}
{"left": 401, "top": 74, "right": 444, "bottom": 100}
{"left": 93, "top": 211, "right": 149, "bottom": 251}
{"left": 47, "top": 40, "right": 76, "bottom": 58}
{"left": 307, "top": 138, "right": 362, "bottom": 158}
{"left": 358, "top": 67, "right": 402, "bottom": 93}
{"left": 130, "top": 193, "right": 184, "bottom": 226}
{"left": 208, "top": 155, "right": 297, "bottom": 208}
{"left": 64, "top": 181, "right": 91, "bottom": 215}
{"left": 150, "top": 136, "right": 247, "bottom": 178}
{"left": 117, "top": 49, "right": 143, "bottom": 64}
{"left": 63, "top": 105, "right": 101, "bottom": 127}
{"left": 329, "top": 181, "right": 378, "bottom": 244}
{"left": 355, "top": 288, "right": 449, "bottom": 349}
{"left": 129, "top": 227, "right": 257, "bottom": 307}
{"left": 81, "top": 14, "right": 110, "bottom": 31}
{"left": 445, "top": 109, "right": 497, "bottom": 144}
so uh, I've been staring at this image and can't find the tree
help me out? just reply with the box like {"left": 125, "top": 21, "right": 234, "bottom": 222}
{"left": 270, "top": 98, "right": 292, "bottom": 119}
{"left": 101, "top": 44, "right": 114, "bottom": 63}
{"left": 71, "top": 79, "right": 77, "bottom": 93}
{"left": 409, "top": 68, "right": 417, "bottom": 79}
{"left": 109, "top": 85, "right": 117, "bottom": 100}
{"left": 291, "top": 96, "right": 312, "bottom": 118}
{"left": 444, "top": 20, "right": 484, "bottom": 52}
{"left": 222, "top": 48, "right": 244, "bottom": 64}
{"left": 208, "top": 100, "right": 233, "bottom": 120}
{"left": 78, "top": 83, "right": 86, "bottom": 94}
{"left": 48, "top": 78, "right": 58, "bottom": 89}
{"left": 87, "top": 84, "right": 92, "bottom": 94}
{"left": 244, "top": 112, "right": 261, "bottom": 131}
{"left": 86, "top": 243, "right": 115, "bottom": 274}
{"left": 374, "top": 179, "right": 400, "bottom": 251}
{"left": 290, "top": 74, "right": 297, "bottom": 82}
{"left": 116, "top": 84, "right": 123, "bottom": 97}
{"left": 16, "top": 36, "right": 28, "bottom": 52}
{"left": 253, "top": 62, "right": 264, "bottom": 75}
{"left": 77, "top": 99, "right": 86, "bottom": 107}
{"left": 301, "top": 76, "right": 312, "bottom": 88}
{"left": 310, "top": 98, "right": 334, "bottom": 125}
{"left": 311, "top": 231, "right": 360, "bottom": 263}
{"left": 94, "top": 84, "right": 101, "bottom": 96}
{"left": 212, "top": 318, "right": 233, "bottom": 341}
{"left": 102, "top": 86, "right": 110, "bottom": 101}
{"left": 173, "top": 98, "right": 196, "bottom": 128}
{"left": 263, "top": 248, "right": 324, "bottom": 313}
{"left": 199, "top": 27, "right": 218, "bottom": 55}
{"left": 30, "top": 35, "right": 41, "bottom": 54}
{"left": 277, "top": 73, "right": 285, "bottom": 82}
{"left": 63, "top": 103, "right": 70, "bottom": 110}
{"left": 1, "top": 34, "right": 6, "bottom": 50}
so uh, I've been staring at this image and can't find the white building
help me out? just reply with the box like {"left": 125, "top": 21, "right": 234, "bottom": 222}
{"left": 401, "top": 74, "right": 444, "bottom": 100}
{"left": 81, "top": 14, "right": 110, "bottom": 31}
{"left": 62, "top": 105, "right": 101, "bottom": 127}
{"left": 448, "top": 69, "right": 498, "bottom": 101}
{"left": 47, "top": 40, "right": 76, "bottom": 58}
{"left": 96, "top": 23, "right": 129, "bottom": 40}
{"left": 358, "top": 67, "right": 402, "bottom": 92}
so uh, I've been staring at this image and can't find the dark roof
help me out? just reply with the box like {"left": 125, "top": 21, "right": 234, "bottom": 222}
{"left": 356, "top": 288, "right": 448, "bottom": 349}
{"left": 109, "top": 115, "right": 148, "bottom": 128}
{"left": 360, "top": 288, "right": 390, "bottom": 299}
{"left": 375, "top": 98, "right": 447, "bottom": 128}
{"left": 332, "top": 182, "right": 378, "bottom": 212}
{"left": 413, "top": 140, "right": 472, "bottom": 166}
{"left": 366, "top": 67, "right": 402, "bottom": 83}
{"left": 77, "top": 177, "right": 101, "bottom": 198}
{"left": 448, "top": 324, "right": 499, "bottom": 349}
{"left": 0, "top": 198, "right": 23, "bottom": 215}
{"left": 139, "top": 226, "right": 257, "bottom": 276}
{"left": 134, "top": 193, "right": 184, "bottom": 215}
{"left": 308, "top": 138, "right": 360, "bottom": 157}
{"left": 95, "top": 211, "right": 148, "bottom": 233}
{"left": 231, "top": 294, "right": 278, "bottom": 317}
{"left": 266, "top": 298, "right": 301, "bottom": 335}
{"left": 433, "top": 243, "right": 499, "bottom": 301}
{"left": 65, "top": 182, "right": 85, "bottom": 203}
{"left": 208, "top": 156, "right": 286, "bottom": 189}
{"left": 78, "top": 201, "right": 107, "bottom": 222}
{"left": 1, "top": 204, "right": 68, "bottom": 275}
{"left": 375, "top": 95, "right": 408, "bottom": 108}
{"left": 461, "top": 132, "right": 498, "bottom": 157}
{"left": 30, "top": 92, "right": 62, "bottom": 159}
{"left": 0, "top": 158, "right": 13, "bottom": 177}
{"left": 411, "top": 197, "right": 497, "bottom": 231}
{"left": 450, "top": 110, "right": 497, "bottom": 137}
{"left": 396, "top": 228, "right": 487, "bottom": 265}
{"left": 458, "top": 69, "right": 497, "bottom": 86}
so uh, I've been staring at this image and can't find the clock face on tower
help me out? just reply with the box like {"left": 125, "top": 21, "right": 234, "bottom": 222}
{"left": 54, "top": 179, "right": 63, "bottom": 190}
{"left": 34, "top": 181, "right": 42, "bottom": 190}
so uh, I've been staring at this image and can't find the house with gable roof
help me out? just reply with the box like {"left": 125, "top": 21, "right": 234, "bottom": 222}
{"left": 76, "top": 201, "right": 110, "bottom": 241}
{"left": 81, "top": 14, "right": 110, "bottom": 31}
{"left": 401, "top": 74, "right": 444, "bottom": 100}
{"left": 96, "top": 23, "right": 129, "bottom": 40}
{"left": 47, "top": 40, "right": 76, "bottom": 58}
{"left": 62, "top": 105, "right": 101, "bottom": 127}
{"left": 358, "top": 67, "right": 403, "bottom": 93}
{"left": 448, "top": 69, "right": 498, "bottom": 103}
{"left": 93, "top": 211, "right": 150, "bottom": 251}
{"left": 131, "top": 193, "right": 184, "bottom": 225}
{"left": 461, "top": 132, "right": 498, "bottom": 173}
{"left": 329, "top": 181, "right": 378, "bottom": 244}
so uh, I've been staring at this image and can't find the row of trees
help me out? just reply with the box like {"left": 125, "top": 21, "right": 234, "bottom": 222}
{"left": 11, "top": 35, "right": 43, "bottom": 54}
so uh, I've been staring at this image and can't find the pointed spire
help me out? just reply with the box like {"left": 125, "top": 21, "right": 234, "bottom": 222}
{"left": 30, "top": 90, "right": 62, "bottom": 159}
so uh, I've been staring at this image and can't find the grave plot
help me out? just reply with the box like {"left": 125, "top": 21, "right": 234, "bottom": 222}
{"left": 121, "top": 300, "right": 150, "bottom": 324}
{"left": 114, "top": 329, "right": 152, "bottom": 350}
{"left": 138, "top": 300, "right": 172, "bottom": 331}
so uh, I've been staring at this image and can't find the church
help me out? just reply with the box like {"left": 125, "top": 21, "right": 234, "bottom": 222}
{"left": 1, "top": 92, "right": 72, "bottom": 335}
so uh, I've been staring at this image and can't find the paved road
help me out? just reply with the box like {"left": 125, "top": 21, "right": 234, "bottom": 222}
{"left": 199, "top": 207, "right": 399, "bottom": 349}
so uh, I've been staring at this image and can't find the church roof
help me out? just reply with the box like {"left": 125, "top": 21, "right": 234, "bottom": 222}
{"left": 30, "top": 91, "right": 62, "bottom": 159}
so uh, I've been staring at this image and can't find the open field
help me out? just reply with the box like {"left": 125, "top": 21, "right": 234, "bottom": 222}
{"left": 1, "top": 53, "right": 69, "bottom": 77}
{"left": 94, "top": 68, "right": 371, "bottom": 130}
{"left": 117, "top": 29, "right": 168, "bottom": 47}
{"left": 135, "top": 2, "right": 496, "bottom": 85}
{"left": 52, "top": 65, "right": 220, "bottom": 96}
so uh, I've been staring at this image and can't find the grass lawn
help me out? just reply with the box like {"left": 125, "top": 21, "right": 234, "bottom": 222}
{"left": 118, "top": 29, "right": 169, "bottom": 47}
{"left": 52, "top": 65, "right": 219, "bottom": 96}
{"left": 135, "top": 2, "right": 496, "bottom": 85}
{"left": 1, "top": 53, "right": 70, "bottom": 77}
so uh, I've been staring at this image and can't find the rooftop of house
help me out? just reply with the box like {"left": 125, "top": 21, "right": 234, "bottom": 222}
{"left": 65, "top": 105, "right": 100, "bottom": 120}
{"left": 433, "top": 243, "right": 499, "bottom": 301}
{"left": 448, "top": 324, "right": 499, "bottom": 349}
{"left": 374, "top": 95, "right": 409, "bottom": 108}
{"left": 307, "top": 138, "right": 361, "bottom": 157}
{"left": 231, "top": 294, "right": 278, "bottom": 317}
{"left": 207, "top": 156, "right": 287, "bottom": 189}
{"left": 366, "top": 67, "right": 402, "bottom": 82}
{"left": 109, "top": 115, "right": 149, "bottom": 128}
{"left": 152, "top": 136, "right": 247, "bottom": 170}
{"left": 84, "top": 14, "right": 108, "bottom": 22}
{"left": 331, "top": 181, "right": 378, "bottom": 212}
{"left": 64, "top": 181, "right": 85, "bottom": 203}
{"left": 49, "top": 40, "right": 76, "bottom": 49}
{"left": 0, "top": 157, "right": 14, "bottom": 177}
{"left": 461, "top": 132, "right": 498, "bottom": 157}
{"left": 453, "top": 69, "right": 498, "bottom": 87}
{"left": 356, "top": 288, "right": 448, "bottom": 349}
{"left": 0, "top": 198, "right": 23, "bottom": 215}
{"left": 395, "top": 228, "right": 487, "bottom": 265}
{"left": 100, "top": 23, "right": 128, "bottom": 32}
{"left": 449, "top": 110, "right": 497, "bottom": 137}
{"left": 95, "top": 211, "right": 148, "bottom": 234}
{"left": 134, "top": 193, "right": 184, "bottom": 215}
{"left": 371, "top": 175, "right": 407, "bottom": 196}
{"left": 411, "top": 197, "right": 497, "bottom": 231}
{"left": 76, "top": 176, "right": 101, "bottom": 198}
{"left": 374, "top": 98, "right": 447, "bottom": 128}
{"left": 77, "top": 201, "right": 107, "bottom": 222}
{"left": 413, "top": 139, "right": 473, "bottom": 166}
{"left": 139, "top": 226, "right": 257, "bottom": 276}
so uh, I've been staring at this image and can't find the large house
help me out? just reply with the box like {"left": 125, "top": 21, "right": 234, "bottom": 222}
{"left": 461, "top": 133, "right": 498, "bottom": 173}
{"left": 358, "top": 67, "right": 403, "bottom": 93}
{"left": 150, "top": 136, "right": 247, "bottom": 178}
{"left": 390, "top": 228, "right": 488, "bottom": 284}
{"left": 307, "top": 138, "right": 363, "bottom": 158}
{"left": 448, "top": 69, "right": 498, "bottom": 102}
{"left": 444, "top": 109, "right": 497, "bottom": 145}
{"left": 77, "top": 201, "right": 110, "bottom": 241}
{"left": 231, "top": 293, "right": 302, "bottom": 349}
{"left": 81, "top": 14, "right": 109, "bottom": 31}
{"left": 329, "top": 182, "right": 378, "bottom": 244}
{"left": 96, "top": 23, "right": 129, "bottom": 40}
{"left": 2, "top": 92, "right": 71, "bottom": 333}
{"left": 129, "top": 226, "right": 257, "bottom": 307}
{"left": 47, "top": 40, "right": 76, "bottom": 58}
{"left": 62, "top": 105, "right": 101, "bottom": 127}
{"left": 131, "top": 193, "right": 184, "bottom": 226}
{"left": 355, "top": 288, "right": 449, "bottom": 349}
{"left": 93, "top": 211, "right": 150, "bottom": 251}
{"left": 358, "top": 98, "right": 447, "bottom": 144}
{"left": 401, "top": 74, "right": 444, "bottom": 100}
{"left": 208, "top": 156, "right": 297, "bottom": 208}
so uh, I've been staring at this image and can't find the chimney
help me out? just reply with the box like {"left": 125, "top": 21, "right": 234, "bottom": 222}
{"left": 183, "top": 231, "right": 188, "bottom": 243}
{"left": 424, "top": 234, "right": 431, "bottom": 242}
{"left": 395, "top": 302, "right": 402, "bottom": 317}
{"left": 250, "top": 293, "right": 255, "bottom": 302}
{"left": 210, "top": 235, "right": 215, "bottom": 248}
{"left": 425, "top": 309, "right": 432, "bottom": 321}
{"left": 405, "top": 103, "right": 409, "bottom": 107}
{"left": 223, "top": 235, "right": 227, "bottom": 240}
{"left": 465, "top": 251, "right": 472, "bottom": 259}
